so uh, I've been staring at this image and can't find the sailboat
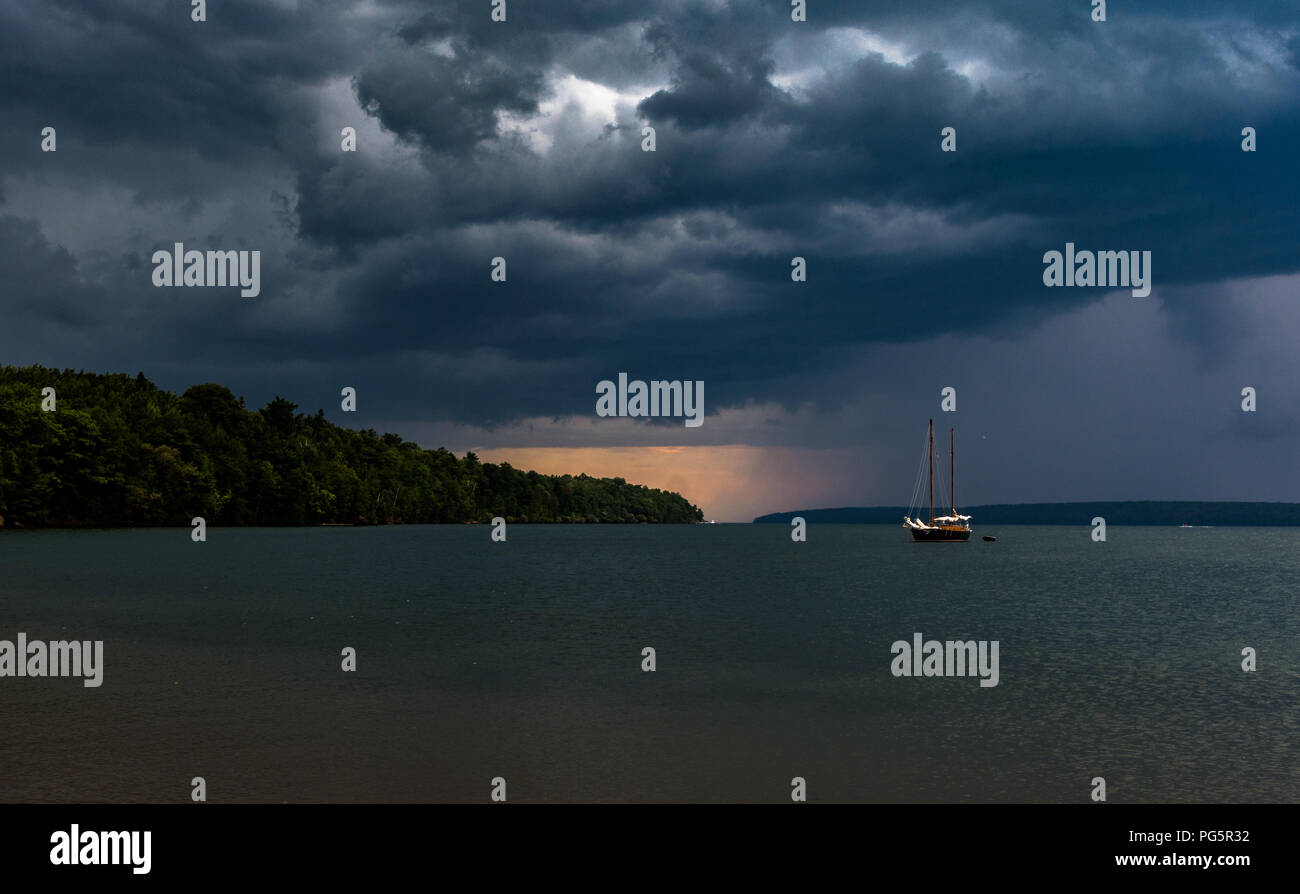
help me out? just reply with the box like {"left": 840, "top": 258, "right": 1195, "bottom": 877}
{"left": 903, "top": 419, "right": 972, "bottom": 542}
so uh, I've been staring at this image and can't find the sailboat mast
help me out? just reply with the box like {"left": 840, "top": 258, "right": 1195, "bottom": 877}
{"left": 928, "top": 419, "right": 934, "bottom": 524}
{"left": 951, "top": 427, "right": 955, "bottom": 514}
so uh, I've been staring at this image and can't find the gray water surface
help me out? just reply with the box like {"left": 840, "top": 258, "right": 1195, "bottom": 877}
{"left": 1, "top": 524, "right": 1296, "bottom": 802}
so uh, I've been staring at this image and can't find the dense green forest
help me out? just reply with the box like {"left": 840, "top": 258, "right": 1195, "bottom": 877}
{"left": 0, "top": 366, "right": 702, "bottom": 527}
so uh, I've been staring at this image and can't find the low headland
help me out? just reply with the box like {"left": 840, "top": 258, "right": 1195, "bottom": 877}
{"left": 0, "top": 366, "right": 702, "bottom": 528}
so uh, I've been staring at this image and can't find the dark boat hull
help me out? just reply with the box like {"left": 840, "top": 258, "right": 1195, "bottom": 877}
{"left": 909, "top": 526, "right": 972, "bottom": 542}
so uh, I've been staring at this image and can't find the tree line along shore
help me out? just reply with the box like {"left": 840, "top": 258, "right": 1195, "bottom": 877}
{"left": 0, "top": 366, "right": 702, "bottom": 528}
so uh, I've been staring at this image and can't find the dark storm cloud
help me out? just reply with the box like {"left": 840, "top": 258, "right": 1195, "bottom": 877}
{"left": 0, "top": 216, "right": 99, "bottom": 330}
{"left": 1, "top": 0, "right": 1297, "bottom": 436}
{"left": 354, "top": 50, "right": 547, "bottom": 156}
{"left": 0, "top": 1, "right": 350, "bottom": 169}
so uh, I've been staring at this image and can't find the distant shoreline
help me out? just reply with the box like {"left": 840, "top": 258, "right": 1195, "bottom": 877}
{"left": 753, "top": 501, "right": 1300, "bottom": 526}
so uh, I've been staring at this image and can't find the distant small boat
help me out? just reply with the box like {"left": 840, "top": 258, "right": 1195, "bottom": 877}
{"left": 983, "top": 535, "right": 996, "bottom": 541}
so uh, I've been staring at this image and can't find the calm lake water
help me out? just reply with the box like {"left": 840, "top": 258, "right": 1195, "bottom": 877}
{"left": 1, "top": 524, "right": 1296, "bottom": 803}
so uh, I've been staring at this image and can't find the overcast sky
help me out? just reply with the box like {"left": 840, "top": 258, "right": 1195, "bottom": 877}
{"left": 3, "top": 0, "right": 1298, "bottom": 520}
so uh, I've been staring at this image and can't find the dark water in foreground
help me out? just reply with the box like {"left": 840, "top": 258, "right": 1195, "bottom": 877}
{"left": 0, "top": 525, "right": 1296, "bottom": 803}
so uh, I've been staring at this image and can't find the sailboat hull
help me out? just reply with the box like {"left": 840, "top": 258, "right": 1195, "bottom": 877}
{"left": 909, "top": 526, "right": 971, "bottom": 542}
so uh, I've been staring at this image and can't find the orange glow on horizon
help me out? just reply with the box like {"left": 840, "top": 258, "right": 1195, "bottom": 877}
{"left": 471, "top": 445, "right": 868, "bottom": 522}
